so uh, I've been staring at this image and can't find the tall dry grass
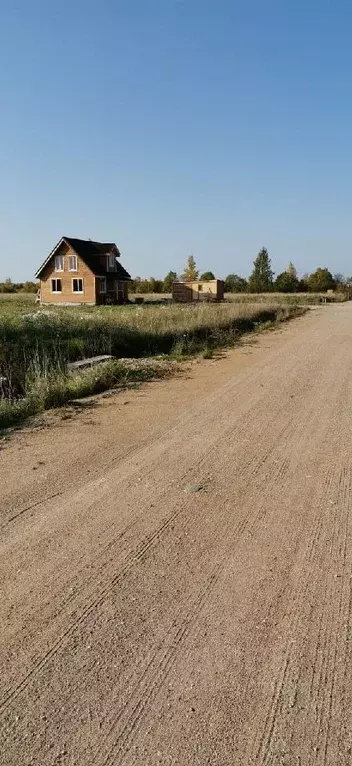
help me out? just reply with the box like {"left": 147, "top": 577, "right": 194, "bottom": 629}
{"left": 0, "top": 301, "right": 304, "bottom": 424}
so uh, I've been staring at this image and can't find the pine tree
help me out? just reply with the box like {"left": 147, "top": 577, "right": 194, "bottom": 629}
{"left": 248, "top": 248, "right": 274, "bottom": 293}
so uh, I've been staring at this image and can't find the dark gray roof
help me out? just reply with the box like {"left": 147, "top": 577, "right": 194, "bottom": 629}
{"left": 94, "top": 260, "right": 132, "bottom": 280}
{"left": 63, "top": 237, "right": 120, "bottom": 258}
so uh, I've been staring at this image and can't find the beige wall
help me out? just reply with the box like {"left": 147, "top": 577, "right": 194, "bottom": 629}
{"left": 40, "top": 243, "right": 96, "bottom": 304}
{"left": 172, "top": 280, "right": 224, "bottom": 302}
{"left": 188, "top": 280, "right": 219, "bottom": 299}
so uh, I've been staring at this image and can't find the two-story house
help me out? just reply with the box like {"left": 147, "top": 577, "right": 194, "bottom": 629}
{"left": 35, "top": 237, "right": 131, "bottom": 305}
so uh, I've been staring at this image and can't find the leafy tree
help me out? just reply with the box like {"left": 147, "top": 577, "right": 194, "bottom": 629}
{"left": 0, "top": 278, "right": 16, "bottom": 293}
{"left": 0, "top": 279, "right": 38, "bottom": 293}
{"left": 333, "top": 274, "right": 346, "bottom": 293}
{"left": 248, "top": 248, "right": 274, "bottom": 293}
{"left": 307, "top": 268, "right": 335, "bottom": 293}
{"left": 224, "top": 274, "right": 248, "bottom": 292}
{"left": 135, "top": 279, "right": 152, "bottom": 293}
{"left": 182, "top": 255, "right": 199, "bottom": 281}
{"left": 275, "top": 265, "right": 299, "bottom": 293}
{"left": 199, "top": 271, "right": 215, "bottom": 281}
{"left": 19, "top": 281, "right": 39, "bottom": 293}
{"left": 163, "top": 271, "right": 177, "bottom": 292}
{"left": 334, "top": 273, "right": 345, "bottom": 285}
{"left": 149, "top": 277, "right": 163, "bottom": 294}
{"left": 129, "top": 277, "right": 141, "bottom": 293}
{"left": 297, "top": 275, "right": 309, "bottom": 292}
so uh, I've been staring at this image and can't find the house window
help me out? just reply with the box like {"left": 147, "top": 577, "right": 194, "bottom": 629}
{"left": 51, "top": 278, "right": 62, "bottom": 292}
{"left": 55, "top": 255, "right": 64, "bottom": 271}
{"left": 198, "top": 284, "right": 203, "bottom": 291}
{"left": 108, "top": 254, "right": 116, "bottom": 271}
{"left": 72, "top": 278, "right": 84, "bottom": 293}
{"left": 68, "top": 255, "right": 78, "bottom": 271}
{"left": 99, "top": 277, "right": 106, "bottom": 293}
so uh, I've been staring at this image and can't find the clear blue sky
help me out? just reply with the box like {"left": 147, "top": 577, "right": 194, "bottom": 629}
{"left": 1, "top": 0, "right": 351, "bottom": 282}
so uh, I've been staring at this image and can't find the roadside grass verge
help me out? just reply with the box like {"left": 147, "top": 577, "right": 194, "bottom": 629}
{"left": 0, "top": 358, "right": 175, "bottom": 430}
{"left": 224, "top": 292, "right": 347, "bottom": 305}
{"left": 0, "top": 303, "right": 305, "bottom": 429}
{"left": 0, "top": 290, "right": 346, "bottom": 318}
{"left": 0, "top": 302, "right": 303, "bottom": 398}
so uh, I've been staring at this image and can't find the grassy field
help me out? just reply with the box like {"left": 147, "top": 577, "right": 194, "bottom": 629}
{"left": 0, "top": 294, "right": 307, "bottom": 427}
{"left": 225, "top": 291, "right": 346, "bottom": 305}
{"left": 0, "top": 289, "right": 346, "bottom": 315}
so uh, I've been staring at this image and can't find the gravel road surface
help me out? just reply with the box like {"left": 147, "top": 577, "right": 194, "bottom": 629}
{"left": 1, "top": 304, "right": 352, "bottom": 765}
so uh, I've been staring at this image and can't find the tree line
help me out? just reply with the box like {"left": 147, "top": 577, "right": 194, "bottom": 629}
{"left": 131, "top": 250, "right": 350, "bottom": 294}
{"left": 2, "top": 249, "right": 350, "bottom": 294}
{"left": 0, "top": 279, "right": 38, "bottom": 294}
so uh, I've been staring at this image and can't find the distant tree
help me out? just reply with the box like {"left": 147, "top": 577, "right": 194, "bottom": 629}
{"left": 307, "top": 268, "right": 335, "bottom": 293}
{"left": 149, "top": 277, "right": 163, "bottom": 294}
{"left": 163, "top": 271, "right": 177, "bottom": 292}
{"left": 333, "top": 274, "right": 346, "bottom": 293}
{"left": 297, "top": 275, "right": 309, "bottom": 292}
{"left": 248, "top": 248, "right": 274, "bottom": 293}
{"left": 129, "top": 277, "right": 140, "bottom": 293}
{"left": 136, "top": 279, "right": 153, "bottom": 293}
{"left": 224, "top": 274, "right": 248, "bottom": 293}
{"left": 19, "top": 281, "right": 38, "bottom": 293}
{"left": 275, "top": 265, "right": 299, "bottom": 293}
{"left": 199, "top": 271, "right": 215, "bottom": 281}
{"left": 287, "top": 262, "right": 297, "bottom": 279}
{"left": 0, "top": 278, "right": 16, "bottom": 293}
{"left": 182, "top": 255, "right": 199, "bottom": 281}
{"left": 334, "top": 273, "right": 345, "bottom": 285}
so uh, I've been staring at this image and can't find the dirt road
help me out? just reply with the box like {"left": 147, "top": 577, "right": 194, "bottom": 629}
{"left": 1, "top": 304, "right": 352, "bottom": 765}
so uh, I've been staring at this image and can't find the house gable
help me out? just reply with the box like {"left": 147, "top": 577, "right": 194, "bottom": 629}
{"left": 39, "top": 243, "right": 97, "bottom": 305}
{"left": 35, "top": 237, "right": 129, "bottom": 280}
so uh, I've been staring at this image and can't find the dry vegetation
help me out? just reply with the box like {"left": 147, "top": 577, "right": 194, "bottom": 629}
{"left": 0, "top": 290, "right": 346, "bottom": 313}
{"left": 224, "top": 291, "right": 346, "bottom": 305}
{"left": 0, "top": 294, "right": 308, "bottom": 427}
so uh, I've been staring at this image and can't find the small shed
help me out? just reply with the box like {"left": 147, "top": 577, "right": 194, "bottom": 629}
{"left": 172, "top": 279, "right": 224, "bottom": 303}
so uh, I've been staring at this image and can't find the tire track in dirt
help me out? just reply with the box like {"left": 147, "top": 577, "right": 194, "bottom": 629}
{"left": 1, "top": 402, "right": 307, "bottom": 745}
{"left": 0, "top": 330, "right": 337, "bottom": 728}
{"left": 83, "top": 420, "right": 334, "bottom": 766}
{"left": 246, "top": 464, "right": 336, "bottom": 764}
{"left": 0, "top": 313, "right": 319, "bottom": 531}
{"left": 0, "top": 496, "right": 193, "bottom": 711}
{"left": 306, "top": 467, "right": 352, "bottom": 765}
{"left": 0, "top": 430, "right": 291, "bottom": 717}
{"left": 101, "top": 449, "right": 338, "bottom": 765}
{"left": 2, "top": 305, "right": 352, "bottom": 766}
{"left": 0, "top": 454, "right": 292, "bottom": 766}
{"left": 0, "top": 371, "right": 311, "bottom": 709}
{"left": 89, "top": 460, "right": 298, "bottom": 766}
{"left": 246, "top": 377, "right": 352, "bottom": 764}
